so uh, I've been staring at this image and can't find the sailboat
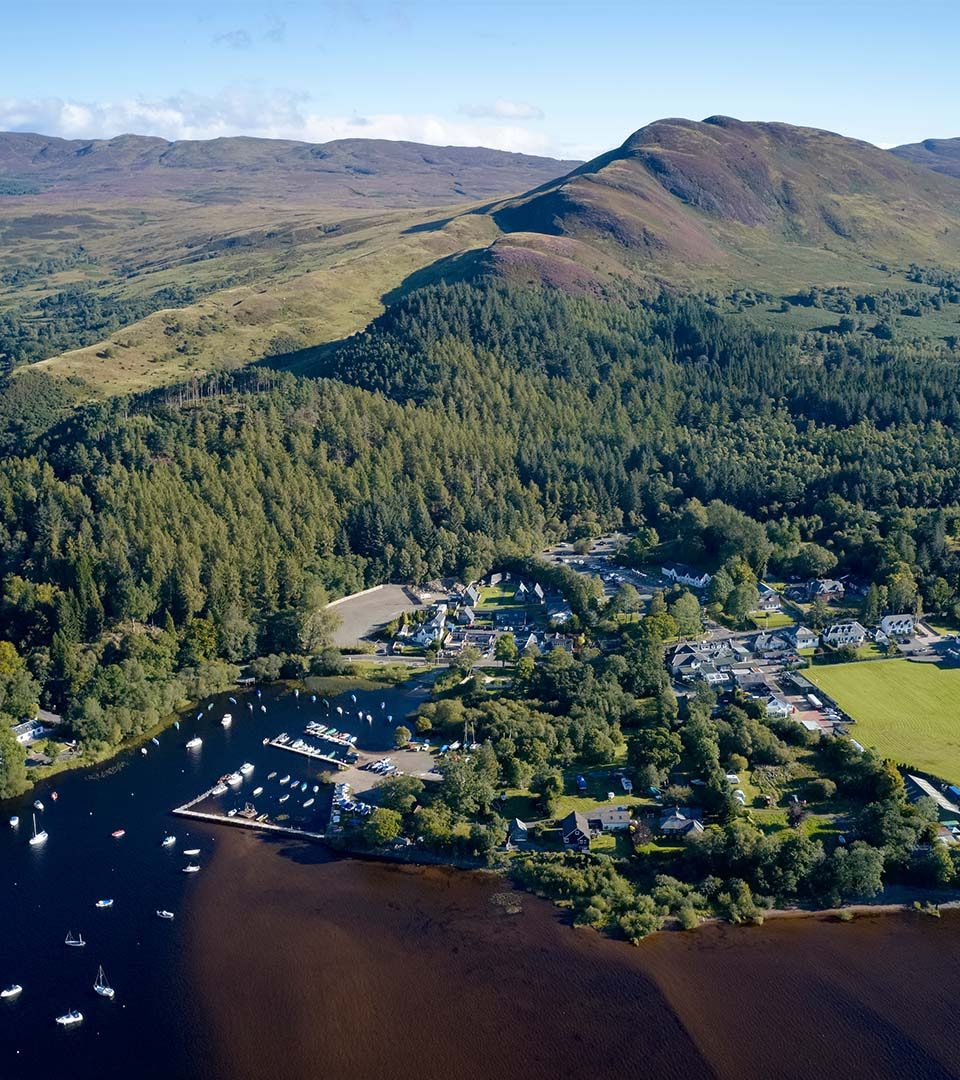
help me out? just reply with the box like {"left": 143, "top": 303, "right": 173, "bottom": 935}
{"left": 56, "top": 1010, "right": 83, "bottom": 1026}
{"left": 93, "top": 966, "right": 115, "bottom": 1000}
{"left": 65, "top": 932, "right": 85, "bottom": 948}
{"left": 1, "top": 984, "right": 23, "bottom": 1000}
{"left": 29, "top": 814, "right": 48, "bottom": 846}
{"left": 156, "top": 910, "right": 175, "bottom": 920}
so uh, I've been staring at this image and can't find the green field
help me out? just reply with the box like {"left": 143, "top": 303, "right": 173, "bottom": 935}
{"left": 808, "top": 659, "right": 960, "bottom": 783}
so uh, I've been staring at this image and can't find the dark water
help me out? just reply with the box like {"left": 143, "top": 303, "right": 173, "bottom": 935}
{"left": 3, "top": 679, "right": 960, "bottom": 1080}
{"left": 0, "top": 680, "right": 423, "bottom": 1080}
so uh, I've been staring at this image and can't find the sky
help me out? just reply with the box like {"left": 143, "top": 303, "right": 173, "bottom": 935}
{"left": 2, "top": 0, "right": 959, "bottom": 161}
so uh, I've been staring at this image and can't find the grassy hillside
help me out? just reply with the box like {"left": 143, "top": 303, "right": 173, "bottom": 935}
{"left": 892, "top": 136, "right": 960, "bottom": 180}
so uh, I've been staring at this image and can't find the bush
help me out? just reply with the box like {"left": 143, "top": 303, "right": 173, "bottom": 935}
{"left": 808, "top": 778, "right": 837, "bottom": 802}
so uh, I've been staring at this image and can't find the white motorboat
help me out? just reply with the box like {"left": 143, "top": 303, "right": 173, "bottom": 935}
{"left": 267, "top": 772, "right": 277, "bottom": 780}
{"left": 279, "top": 775, "right": 290, "bottom": 785}
{"left": 151, "top": 737, "right": 160, "bottom": 746}
{"left": 252, "top": 786, "right": 264, "bottom": 797}
{"left": 239, "top": 762, "right": 254, "bottom": 776}
{"left": 303, "top": 798, "right": 315, "bottom": 808}
{"left": 28, "top": 814, "right": 47, "bottom": 847}
{"left": 278, "top": 794, "right": 289, "bottom": 804}
{"left": 141, "top": 747, "right": 148, "bottom": 755}
{"left": 94, "top": 899, "right": 114, "bottom": 909}
{"left": 221, "top": 714, "right": 232, "bottom": 728}
{"left": 65, "top": 932, "right": 85, "bottom": 948}
{"left": 33, "top": 800, "right": 44, "bottom": 812}
{"left": 8, "top": 816, "right": 18, "bottom": 828}
{"left": 185, "top": 737, "right": 202, "bottom": 749}
{"left": 182, "top": 864, "right": 200, "bottom": 874}
{"left": 226, "top": 772, "right": 242, "bottom": 786}
{"left": 93, "top": 966, "right": 115, "bottom": 1000}
{"left": 183, "top": 848, "right": 200, "bottom": 856}
{"left": 161, "top": 835, "right": 177, "bottom": 847}
{"left": 156, "top": 910, "right": 175, "bottom": 920}
{"left": 56, "top": 1010, "right": 83, "bottom": 1027}
{"left": 1, "top": 984, "right": 22, "bottom": 1000}
{"left": 211, "top": 783, "right": 228, "bottom": 796}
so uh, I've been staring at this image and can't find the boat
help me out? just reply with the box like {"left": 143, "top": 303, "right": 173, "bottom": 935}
{"left": 260, "top": 705, "right": 266, "bottom": 713}
{"left": 186, "top": 737, "right": 202, "bottom": 749}
{"left": 161, "top": 835, "right": 176, "bottom": 847}
{"left": 229, "top": 697, "right": 237, "bottom": 704}
{"left": 1, "top": 985, "right": 22, "bottom": 1000}
{"left": 8, "top": 816, "right": 18, "bottom": 828}
{"left": 300, "top": 782, "right": 308, "bottom": 793}
{"left": 278, "top": 794, "right": 289, "bottom": 804}
{"left": 221, "top": 714, "right": 232, "bottom": 728}
{"left": 183, "top": 848, "right": 200, "bottom": 856}
{"left": 182, "top": 864, "right": 200, "bottom": 874}
{"left": 313, "top": 785, "right": 319, "bottom": 793}
{"left": 34, "top": 800, "right": 44, "bottom": 812}
{"left": 94, "top": 899, "right": 113, "bottom": 909}
{"left": 252, "top": 786, "right": 263, "bottom": 797}
{"left": 93, "top": 966, "right": 115, "bottom": 1000}
{"left": 140, "top": 747, "right": 148, "bottom": 755}
{"left": 227, "top": 809, "right": 238, "bottom": 817}
{"left": 226, "top": 772, "right": 242, "bottom": 786}
{"left": 303, "top": 798, "right": 315, "bottom": 808}
{"left": 65, "top": 932, "right": 85, "bottom": 948}
{"left": 267, "top": 772, "right": 277, "bottom": 780}
{"left": 174, "top": 721, "right": 180, "bottom": 729}
{"left": 51, "top": 792, "right": 58, "bottom": 801}
{"left": 151, "top": 737, "right": 160, "bottom": 746}
{"left": 29, "top": 814, "right": 47, "bottom": 847}
{"left": 56, "top": 1010, "right": 83, "bottom": 1027}
{"left": 211, "top": 783, "right": 228, "bottom": 796}
{"left": 156, "top": 911, "right": 175, "bottom": 920}
{"left": 279, "top": 775, "right": 290, "bottom": 785}
{"left": 111, "top": 829, "right": 126, "bottom": 839}
{"left": 239, "top": 762, "right": 254, "bottom": 776}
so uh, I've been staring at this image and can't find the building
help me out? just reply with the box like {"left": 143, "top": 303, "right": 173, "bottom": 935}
{"left": 507, "top": 819, "right": 529, "bottom": 847}
{"left": 455, "top": 606, "right": 475, "bottom": 625}
{"left": 547, "top": 604, "right": 573, "bottom": 625}
{"left": 751, "top": 630, "right": 792, "bottom": 656}
{"left": 790, "top": 625, "right": 819, "bottom": 651}
{"left": 822, "top": 621, "right": 867, "bottom": 648}
{"left": 806, "top": 579, "right": 845, "bottom": 602}
{"left": 764, "top": 695, "right": 793, "bottom": 719}
{"left": 533, "top": 583, "right": 545, "bottom": 604}
{"left": 878, "top": 614, "right": 915, "bottom": 639}
{"left": 659, "top": 808, "right": 704, "bottom": 840}
{"left": 560, "top": 811, "right": 591, "bottom": 851}
{"left": 587, "top": 806, "right": 632, "bottom": 832}
{"left": 757, "top": 583, "right": 782, "bottom": 611}
{"left": 411, "top": 604, "right": 448, "bottom": 647}
{"left": 662, "top": 564, "right": 712, "bottom": 590}
{"left": 12, "top": 718, "right": 49, "bottom": 745}
{"left": 464, "top": 584, "right": 481, "bottom": 606}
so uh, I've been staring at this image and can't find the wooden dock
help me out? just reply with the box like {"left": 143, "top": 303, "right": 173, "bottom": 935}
{"left": 266, "top": 736, "right": 350, "bottom": 770}
{"left": 171, "top": 784, "right": 328, "bottom": 841}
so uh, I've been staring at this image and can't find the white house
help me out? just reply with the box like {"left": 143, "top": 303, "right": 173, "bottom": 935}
{"left": 662, "top": 564, "right": 712, "bottom": 590}
{"left": 790, "top": 625, "right": 819, "bottom": 651}
{"left": 764, "top": 695, "right": 793, "bottom": 719}
{"left": 822, "top": 621, "right": 867, "bottom": 648}
{"left": 412, "top": 604, "right": 448, "bottom": 646}
{"left": 878, "top": 614, "right": 915, "bottom": 639}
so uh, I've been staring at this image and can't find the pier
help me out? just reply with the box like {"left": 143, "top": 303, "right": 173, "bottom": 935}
{"left": 266, "top": 735, "right": 350, "bottom": 770}
{"left": 171, "top": 784, "right": 330, "bottom": 841}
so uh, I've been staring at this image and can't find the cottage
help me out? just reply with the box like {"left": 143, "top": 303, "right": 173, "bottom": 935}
{"left": 878, "top": 614, "right": 915, "bottom": 639}
{"left": 456, "top": 606, "right": 475, "bottom": 625}
{"left": 751, "top": 630, "right": 792, "bottom": 656}
{"left": 507, "top": 819, "right": 529, "bottom": 847}
{"left": 489, "top": 572, "right": 503, "bottom": 586}
{"left": 515, "top": 581, "right": 529, "bottom": 600}
{"left": 464, "top": 584, "right": 481, "bottom": 606}
{"left": 587, "top": 806, "right": 632, "bottom": 832}
{"left": 662, "top": 564, "right": 712, "bottom": 590}
{"left": 822, "top": 621, "right": 867, "bottom": 648}
{"left": 764, "top": 695, "right": 793, "bottom": 719}
{"left": 790, "top": 625, "right": 819, "bottom": 651}
{"left": 533, "top": 583, "right": 545, "bottom": 604}
{"left": 806, "top": 579, "right": 845, "bottom": 602}
{"left": 659, "top": 808, "right": 704, "bottom": 840}
{"left": 560, "top": 811, "right": 591, "bottom": 851}
{"left": 12, "top": 718, "right": 48, "bottom": 745}
{"left": 757, "top": 583, "right": 782, "bottom": 611}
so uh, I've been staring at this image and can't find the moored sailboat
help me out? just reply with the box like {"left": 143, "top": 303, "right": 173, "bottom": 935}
{"left": 94, "top": 965, "right": 115, "bottom": 1000}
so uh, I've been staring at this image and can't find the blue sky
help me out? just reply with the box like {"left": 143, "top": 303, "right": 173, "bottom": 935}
{"left": 2, "top": 1, "right": 958, "bottom": 159}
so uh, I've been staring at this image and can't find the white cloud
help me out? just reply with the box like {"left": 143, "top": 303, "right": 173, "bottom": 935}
{"left": 213, "top": 29, "right": 252, "bottom": 50}
{"left": 459, "top": 99, "right": 544, "bottom": 120}
{"left": 0, "top": 90, "right": 554, "bottom": 155}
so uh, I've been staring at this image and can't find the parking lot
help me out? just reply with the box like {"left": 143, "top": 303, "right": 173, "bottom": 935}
{"left": 328, "top": 584, "right": 431, "bottom": 648}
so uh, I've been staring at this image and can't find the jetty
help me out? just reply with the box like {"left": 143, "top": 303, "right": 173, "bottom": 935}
{"left": 266, "top": 734, "right": 350, "bottom": 770}
{"left": 171, "top": 784, "right": 329, "bottom": 841}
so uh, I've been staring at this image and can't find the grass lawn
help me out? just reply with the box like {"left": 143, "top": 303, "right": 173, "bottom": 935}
{"left": 807, "top": 659, "right": 960, "bottom": 783}
{"left": 749, "top": 610, "right": 795, "bottom": 629}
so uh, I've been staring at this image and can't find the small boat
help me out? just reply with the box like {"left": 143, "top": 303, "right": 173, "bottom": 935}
{"left": 111, "top": 829, "right": 125, "bottom": 839}
{"left": 186, "top": 737, "right": 202, "bottom": 750}
{"left": 140, "top": 747, "right": 148, "bottom": 756}
{"left": 182, "top": 864, "right": 200, "bottom": 874}
{"left": 156, "top": 910, "right": 175, "bottom": 920}
{"left": 207, "top": 703, "right": 213, "bottom": 712}
{"left": 56, "top": 1010, "right": 83, "bottom": 1027}
{"left": 221, "top": 714, "right": 232, "bottom": 728}
{"left": 350, "top": 694, "right": 357, "bottom": 703}
{"left": 311, "top": 695, "right": 317, "bottom": 703}
{"left": 260, "top": 705, "right": 266, "bottom": 713}
{"left": 279, "top": 775, "right": 290, "bottom": 785}
{"left": 94, "top": 966, "right": 115, "bottom": 1000}
{"left": 313, "top": 785, "right": 319, "bottom": 793}
{"left": 151, "top": 737, "right": 160, "bottom": 746}
{"left": 1, "top": 984, "right": 22, "bottom": 1000}
{"left": 183, "top": 848, "right": 200, "bottom": 856}
{"left": 252, "top": 787, "right": 264, "bottom": 797}
{"left": 257, "top": 689, "right": 262, "bottom": 698}
{"left": 65, "top": 932, "right": 85, "bottom": 948}
{"left": 161, "top": 835, "right": 176, "bottom": 847}
{"left": 29, "top": 814, "right": 47, "bottom": 847}
{"left": 226, "top": 772, "right": 242, "bottom": 786}
{"left": 34, "top": 800, "right": 44, "bottom": 812}
{"left": 229, "top": 697, "right": 237, "bottom": 704}
{"left": 294, "top": 689, "right": 300, "bottom": 698}
{"left": 227, "top": 809, "right": 237, "bottom": 818}
{"left": 239, "top": 762, "right": 254, "bottom": 776}
{"left": 94, "top": 899, "right": 114, "bottom": 909}
{"left": 8, "top": 816, "right": 18, "bottom": 828}
{"left": 300, "top": 782, "right": 308, "bottom": 793}
{"left": 267, "top": 771, "right": 277, "bottom": 780}
{"left": 278, "top": 794, "right": 289, "bottom": 804}
{"left": 51, "top": 792, "right": 58, "bottom": 801}
{"left": 303, "top": 798, "right": 315, "bottom": 808}
{"left": 247, "top": 703, "right": 253, "bottom": 711}
{"left": 174, "top": 721, "right": 180, "bottom": 729}
{"left": 336, "top": 706, "right": 343, "bottom": 716}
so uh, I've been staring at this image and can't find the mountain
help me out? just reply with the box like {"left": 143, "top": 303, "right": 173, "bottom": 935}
{"left": 0, "top": 131, "right": 579, "bottom": 207}
{"left": 482, "top": 116, "right": 960, "bottom": 291}
{"left": 891, "top": 136, "right": 960, "bottom": 180}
